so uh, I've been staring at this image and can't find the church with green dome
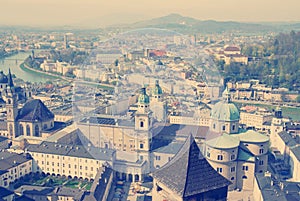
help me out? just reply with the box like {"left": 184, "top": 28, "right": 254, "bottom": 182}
{"left": 204, "top": 87, "right": 270, "bottom": 191}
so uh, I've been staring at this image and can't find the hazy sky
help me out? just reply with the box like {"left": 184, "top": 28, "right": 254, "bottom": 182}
{"left": 1, "top": 0, "right": 300, "bottom": 27}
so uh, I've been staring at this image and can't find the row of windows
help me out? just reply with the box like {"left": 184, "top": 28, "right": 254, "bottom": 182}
{"left": 32, "top": 153, "right": 99, "bottom": 164}
{"left": 41, "top": 168, "right": 97, "bottom": 177}
{"left": 207, "top": 154, "right": 236, "bottom": 161}
{"left": 37, "top": 161, "right": 96, "bottom": 171}
{"left": 212, "top": 124, "right": 236, "bottom": 131}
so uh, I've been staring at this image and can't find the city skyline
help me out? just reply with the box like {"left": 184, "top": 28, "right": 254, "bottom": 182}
{"left": 1, "top": 0, "right": 300, "bottom": 27}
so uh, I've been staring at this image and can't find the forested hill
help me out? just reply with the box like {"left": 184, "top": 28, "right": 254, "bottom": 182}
{"left": 220, "top": 31, "right": 300, "bottom": 92}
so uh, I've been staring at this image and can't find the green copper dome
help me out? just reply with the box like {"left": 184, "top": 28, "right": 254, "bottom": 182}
{"left": 211, "top": 87, "right": 239, "bottom": 121}
{"left": 236, "top": 130, "right": 269, "bottom": 143}
{"left": 206, "top": 133, "right": 240, "bottom": 149}
{"left": 153, "top": 80, "right": 163, "bottom": 95}
{"left": 138, "top": 88, "right": 150, "bottom": 104}
{"left": 211, "top": 101, "right": 240, "bottom": 121}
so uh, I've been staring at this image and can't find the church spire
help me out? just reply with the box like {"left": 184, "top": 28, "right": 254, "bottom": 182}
{"left": 7, "top": 68, "right": 14, "bottom": 88}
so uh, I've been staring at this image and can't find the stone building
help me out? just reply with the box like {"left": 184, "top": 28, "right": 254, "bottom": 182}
{"left": 204, "top": 88, "right": 269, "bottom": 191}
{"left": 0, "top": 69, "right": 54, "bottom": 139}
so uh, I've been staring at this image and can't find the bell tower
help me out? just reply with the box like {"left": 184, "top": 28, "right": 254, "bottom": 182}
{"left": 6, "top": 69, "right": 18, "bottom": 139}
{"left": 135, "top": 88, "right": 150, "bottom": 131}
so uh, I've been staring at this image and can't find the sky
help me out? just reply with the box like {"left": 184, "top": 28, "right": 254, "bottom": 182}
{"left": 1, "top": 0, "right": 300, "bottom": 27}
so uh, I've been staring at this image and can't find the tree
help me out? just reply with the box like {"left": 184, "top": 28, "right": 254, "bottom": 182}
{"left": 296, "top": 95, "right": 300, "bottom": 103}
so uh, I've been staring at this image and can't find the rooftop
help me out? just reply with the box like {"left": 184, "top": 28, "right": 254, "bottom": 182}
{"left": 17, "top": 99, "right": 54, "bottom": 122}
{"left": 0, "top": 152, "right": 31, "bottom": 174}
{"left": 26, "top": 141, "right": 114, "bottom": 161}
{"left": 206, "top": 133, "right": 240, "bottom": 149}
{"left": 235, "top": 130, "right": 269, "bottom": 143}
{"left": 152, "top": 135, "right": 231, "bottom": 198}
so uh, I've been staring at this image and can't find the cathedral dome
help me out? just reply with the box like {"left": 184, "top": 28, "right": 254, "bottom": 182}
{"left": 0, "top": 71, "right": 8, "bottom": 84}
{"left": 138, "top": 88, "right": 150, "bottom": 104}
{"left": 211, "top": 88, "right": 240, "bottom": 121}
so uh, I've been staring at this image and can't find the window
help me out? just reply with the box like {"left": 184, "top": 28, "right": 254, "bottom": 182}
{"left": 217, "top": 167, "right": 223, "bottom": 173}
{"left": 140, "top": 121, "right": 144, "bottom": 128}
{"left": 140, "top": 144, "right": 144, "bottom": 149}
{"left": 26, "top": 125, "right": 31, "bottom": 136}
{"left": 242, "top": 166, "right": 248, "bottom": 171}
{"left": 155, "top": 155, "right": 161, "bottom": 160}
{"left": 217, "top": 155, "right": 223, "bottom": 160}
{"left": 259, "top": 160, "right": 264, "bottom": 165}
{"left": 242, "top": 175, "right": 247, "bottom": 179}
{"left": 231, "top": 177, "right": 235, "bottom": 180}
{"left": 34, "top": 125, "right": 39, "bottom": 137}
{"left": 207, "top": 152, "right": 210, "bottom": 157}
{"left": 231, "top": 155, "right": 235, "bottom": 160}
{"left": 232, "top": 125, "right": 235, "bottom": 131}
{"left": 259, "top": 149, "right": 264, "bottom": 154}
{"left": 19, "top": 125, "right": 24, "bottom": 135}
{"left": 231, "top": 167, "right": 235, "bottom": 172}
{"left": 222, "top": 125, "right": 226, "bottom": 131}
{"left": 213, "top": 124, "right": 216, "bottom": 129}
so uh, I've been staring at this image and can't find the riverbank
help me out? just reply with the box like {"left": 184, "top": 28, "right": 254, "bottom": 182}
{"left": 21, "top": 62, "right": 114, "bottom": 90}
{"left": 20, "top": 63, "right": 68, "bottom": 81}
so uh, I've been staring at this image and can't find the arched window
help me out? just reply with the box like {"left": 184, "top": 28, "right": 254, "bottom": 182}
{"left": 19, "top": 124, "right": 24, "bottom": 135}
{"left": 34, "top": 125, "right": 39, "bottom": 137}
{"left": 242, "top": 175, "right": 247, "bottom": 179}
{"left": 140, "top": 121, "right": 144, "bottom": 128}
{"left": 26, "top": 125, "right": 30, "bottom": 136}
{"left": 231, "top": 177, "right": 235, "bottom": 180}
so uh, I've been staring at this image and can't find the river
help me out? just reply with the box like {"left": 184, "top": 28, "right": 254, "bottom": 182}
{"left": 0, "top": 51, "right": 57, "bottom": 83}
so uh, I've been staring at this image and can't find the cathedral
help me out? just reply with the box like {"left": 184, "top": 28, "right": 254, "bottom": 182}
{"left": 0, "top": 69, "right": 54, "bottom": 139}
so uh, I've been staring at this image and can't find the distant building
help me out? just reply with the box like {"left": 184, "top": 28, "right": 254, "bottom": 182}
{"left": 240, "top": 107, "right": 273, "bottom": 130}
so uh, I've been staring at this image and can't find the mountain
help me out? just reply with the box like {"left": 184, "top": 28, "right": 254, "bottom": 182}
{"left": 120, "top": 14, "right": 295, "bottom": 34}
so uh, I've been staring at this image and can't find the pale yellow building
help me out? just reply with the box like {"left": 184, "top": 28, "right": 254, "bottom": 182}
{"left": 27, "top": 142, "right": 115, "bottom": 181}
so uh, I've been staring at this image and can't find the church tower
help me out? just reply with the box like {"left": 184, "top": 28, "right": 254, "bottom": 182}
{"left": 6, "top": 69, "right": 18, "bottom": 139}
{"left": 135, "top": 87, "right": 150, "bottom": 131}
{"left": 150, "top": 80, "right": 166, "bottom": 122}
